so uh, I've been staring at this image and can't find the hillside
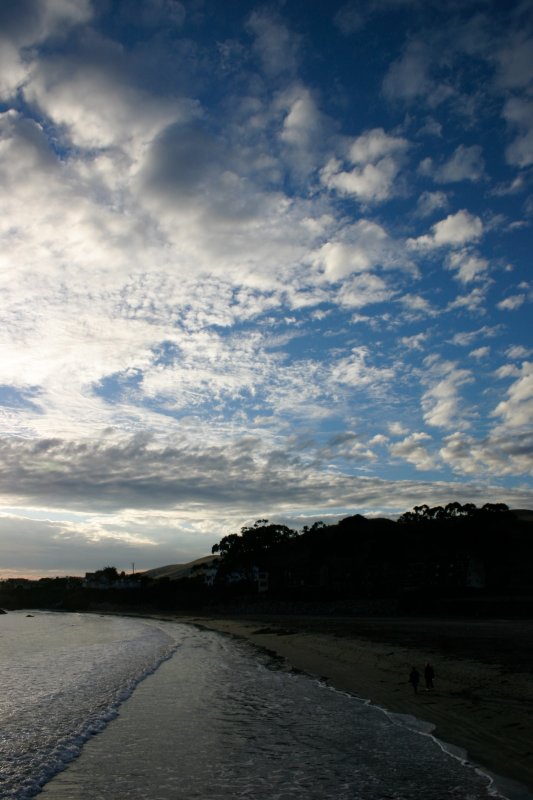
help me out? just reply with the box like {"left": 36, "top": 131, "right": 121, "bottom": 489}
{"left": 143, "top": 555, "right": 218, "bottom": 581}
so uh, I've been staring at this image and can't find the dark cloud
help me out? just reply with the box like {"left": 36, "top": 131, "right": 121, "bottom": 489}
{"left": 0, "top": 434, "right": 530, "bottom": 516}
{"left": 0, "top": 0, "right": 42, "bottom": 40}
{"left": 0, "top": 0, "right": 91, "bottom": 48}
{"left": 142, "top": 122, "right": 221, "bottom": 199}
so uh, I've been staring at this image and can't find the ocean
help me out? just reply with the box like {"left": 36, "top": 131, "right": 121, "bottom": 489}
{"left": 0, "top": 610, "right": 524, "bottom": 799}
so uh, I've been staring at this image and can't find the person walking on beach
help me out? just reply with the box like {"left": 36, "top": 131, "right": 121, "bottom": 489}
{"left": 409, "top": 666, "right": 420, "bottom": 694}
{"left": 424, "top": 662, "right": 435, "bottom": 690}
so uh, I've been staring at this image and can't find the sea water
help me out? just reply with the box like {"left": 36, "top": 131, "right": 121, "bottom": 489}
{"left": 0, "top": 611, "right": 525, "bottom": 799}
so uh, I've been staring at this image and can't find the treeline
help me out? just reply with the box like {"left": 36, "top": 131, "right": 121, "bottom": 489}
{"left": 1, "top": 503, "right": 531, "bottom": 616}
{"left": 209, "top": 502, "right": 532, "bottom": 614}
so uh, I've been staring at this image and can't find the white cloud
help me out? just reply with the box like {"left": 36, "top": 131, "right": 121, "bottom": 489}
{"left": 400, "top": 332, "right": 428, "bottom": 350}
{"left": 446, "top": 249, "right": 489, "bottom": 283}
{"left": 337, "top": 273, "right": 395, "bottom": 308}
{"left": 429, "top": 210, "right": 484, "bottom": 247}
{"left": 416, "top": 190, "right": 448, "bottom": 217}
{"left": 322, "top": 432, "right": 377, "bottom": 463}
{"left": 24, "top": 44, "right": 191, "bottom": 153}
{"left": 397, "top": 293, "right": 434, "bottom": 314}
{"left": 321, "top": 127, "right": 409, "bottom": 202}
{"left": 0, "top": 0, "right": 92, "bottom": 100}
{"left": 447, "top": 286, "right": 488, "bottom": 313}
{"left": 495, "top": 363, "right": 521, "bottom": 379}
{"left": 247, "top": 10, "right": 300, "bottom": 78}
{"left": 491, "top": 175, "right": 525, "bottom": 196}
{"left": 408, "top": 209, "right": 483, "bottom": 249}
{"left": 321, "top": 155, "right": 401, "bottom": 202}
{"left": 451, "top": 326, "right": 502, "bottom": 347}
{"left": 507, "top": 345, "right": 531, "bottom": 359}
{"left": 348, "top": 128, "right": 409, "bottom": 163}
{"left": 277, "top": 85, "right": 330, "bottom": 178}
{"left": 495, "top": 33, "right": 533, "bottom": 90}
{"left": 388, "top": 421, "right": 408, "bottom": 436}
{"left": 389, "top": 432, "right": 436, "bottom": 471}
{"left": 503, "top": 97, "right": 533, "bottom": 167}
{"left": 469, "top": 346, "right": 490, "bottom": 360}
{"left": 382, "top": 40, "right": 431, "bottom": 101}
{"left": 421, "top": 358, "right": 473, "bottom": 429}
{"left": 280, "top": 87, "right": 322, "bottom": 149}
{"left": 369, "top": 433, "right": 388, "bottom": 445}
{"left": 492, "top": 361, "right": 533, "bottom": 428}
{"left": 440, "top": 430, "right": 533, "bottom": 478}
{"left": 0, "top": 40, "right": 30, "bottom": 99}
{"left": 497, "top": 294, "right": 526, "bottom": 310}
{"left": 329, "top": 346, "right": 395, "bottom": 389}
{"left": 418, "top": 117, "right": 443, "bottom": 137}
{"left": 311, "top": 219, "right": 408, "bottom": 281}
{"left": 434, "top": 144, "right": 485, "bottom": 183}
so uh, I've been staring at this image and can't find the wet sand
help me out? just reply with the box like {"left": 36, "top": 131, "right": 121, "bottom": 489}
{"left": 184, "top": 615, "right": 533, "bottom": 796}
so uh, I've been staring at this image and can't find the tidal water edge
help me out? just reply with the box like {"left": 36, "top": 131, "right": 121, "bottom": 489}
{"left": 0, "top": 611, "right": 525, "bottom": 799}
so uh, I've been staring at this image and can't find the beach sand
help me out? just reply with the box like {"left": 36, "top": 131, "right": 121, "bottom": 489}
{"left": 182, "top": 614, "right": 533, "bottom": 797}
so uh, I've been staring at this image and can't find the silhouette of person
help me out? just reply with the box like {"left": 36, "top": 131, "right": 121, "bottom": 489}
{"left": 424, "top": 662, "right": 435, "bottom": 690}
{"left": 409, "top": 666, "right": 420, "bottom": 694}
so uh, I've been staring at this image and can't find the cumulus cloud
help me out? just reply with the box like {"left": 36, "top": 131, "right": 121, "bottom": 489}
{"left": 338, "top": 273, "right": 395, "bottom": 308}
{"left": 416, "top": 190, "right": 449, "bottom": 217}
{"left": 429, "top": 211, "right": 484, "bottom": 247}
{"left": 408, "top": 209, "right": 484, "bottom": 249}
{"left": 495, "top": 32, "right": 533, "bottom": 91}
{"left": 320, "top": 432, "right": 376, "bottom": 463}
{"left": 247, "top": 9, "right": 300, "bottom": 78}
{"left": 389, "top": 432, "right": 436, "bottom": 471}
{"left": 492, "top": 361, "right": 533, "bottom": 429}
{"left": 469, "top": 346, "right": 490, "bottom": 360}
{"left": 503, "top": 97, "right": 533, "bottom": 167}
{"left": 507, "top": 345, "right": 531, "bottom": 359}
{"left": 329, "top": 346, "right": 395, "bottom": 391}
{"left": 440, "top": 429, "right": 533, "bottom": 478}
{"left": 322, "top": 157, "right": 401, "bottom": 202}
{"left": 446, "top": 250, "right": 489, "bottom": 283}
{"left": 497, "top": 294, "right": 526, "bottom": 310}
{"left": 0, "top": 0, "right": 92, "bottom": 99}
{"left": 311, "top": 219, "right": 406, "bottom": 281}
{"left": 400, "top": 332, "right": 428, "bottom": 350}
{"left": 24, "top": 41, "right": 191, "bottom": 153}
{"left": 382, "top": 40, "right": 431, "bottom": 102}
{"left": 348, "top": 128, "right": 409, "bottom": 163}
{"left": 280, "top": 87, "right": 323, "bottom": 149}
{"left": 418, "top": 116, "right": 443, "bottom": 137}
{"left": 321, "top": 127, "right": 409, "bottom": 202}
{"left": 421, "top": 358, "right": 473, "bottom": 429}
{"left": 451, "top": 326, "right": 502, "bottom": 347}
{"left": 494, "top": 363, "right": 521, "bottom": 379}
{"left": 388, "top": 421, "right": 409, "bottom": 436}
{"left": 447, "top": 285, "right": 488, "bottom": 313}
{"left": 397, "top": 293, "right": 434, "bottom": 315}
{"left": 434, "top": 144, "right": 485, "bottom": 183}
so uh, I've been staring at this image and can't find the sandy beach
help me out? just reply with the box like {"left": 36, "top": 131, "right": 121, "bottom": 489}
{"left": 183, "top": 614, "right": 533, "bottom": 797}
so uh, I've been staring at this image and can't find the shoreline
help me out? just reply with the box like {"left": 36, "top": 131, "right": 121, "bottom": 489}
{"left": 177, "top": 614, "right": 533, "bottom": 798}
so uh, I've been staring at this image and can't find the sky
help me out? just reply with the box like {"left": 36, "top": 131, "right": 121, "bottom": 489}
{"left": 0, "top": 0, "right": 532, "bottom": 577}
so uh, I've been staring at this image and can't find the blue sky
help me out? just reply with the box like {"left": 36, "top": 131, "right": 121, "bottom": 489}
{"left": 0, "top": 0, "right": 532, "bottom": 576}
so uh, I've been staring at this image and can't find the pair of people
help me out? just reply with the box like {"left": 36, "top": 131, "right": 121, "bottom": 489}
{"left": 409, "top": 663, "right": 434, "bottom": 694}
